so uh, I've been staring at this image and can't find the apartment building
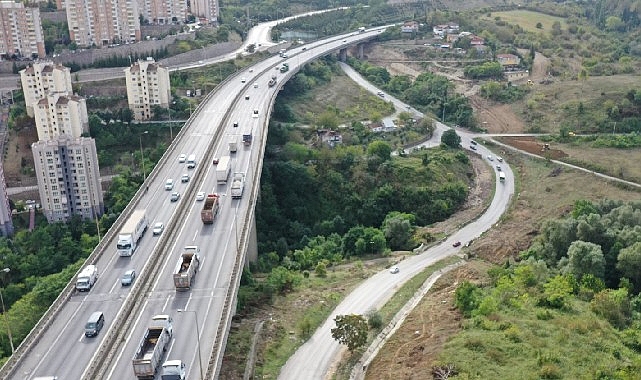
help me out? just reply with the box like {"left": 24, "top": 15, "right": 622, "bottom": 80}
{"left": 20, "top": 61, "right": 73, "bottom": 117}
{"left": 190, "top": 0, "right": 218, "bottom": 25}
{"left": 33, "top": 92, "right": 89, "bottom": 141}
{"left": 0, "top": 162, "right": 13, "bottom": 237}
{"left": 32, "top": 136, "right": 104, "bottom": 223}
{"left": 0, "top": 1, "right": 45, "bottom": 59}
{"left": 137, "top": 0, "right": 188, "bottom": 25}
{"left": 125, "top": 58, "right": 171, "bottom": 120}
{"left": 66, "top": 0, "right": 141, "bottom": 47}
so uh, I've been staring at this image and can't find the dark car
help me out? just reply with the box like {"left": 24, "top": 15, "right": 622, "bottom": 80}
{"left": 453, "top": 241, "right": 462, "bottom": 247}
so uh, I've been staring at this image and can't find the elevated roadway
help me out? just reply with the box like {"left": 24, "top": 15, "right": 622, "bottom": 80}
{"left": 4, "top": 28, "right": 385, "bottom": 380}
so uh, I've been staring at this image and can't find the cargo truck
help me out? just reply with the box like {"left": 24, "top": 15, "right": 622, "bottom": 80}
{"left": 231, "top": 172, "right": 245, "bottom": 199}
{"left": 229, "top": 138, "right": 238, "bottom": 153}
{"left": 117, "top": 209, "right": 148, "bottom": 257}
{"left": 216, "top": 156, "right": 231, "bottom": 184}
{"left": 499, "top": 172, "right": 506, "bottom": 182}
{"left": 132, "top": 315, "right": 173, "bottom": 379}
{"left": 200, "top": 193, "right": 220, "bottom": 224}
{"left": 76, "top": 264, "right": 98, "bottom": 291}
{"left": 242, "top": 134, "right": 252, "bottom": 146}
{"left": 173, "top": 246, "right": 200, "bottom": 290}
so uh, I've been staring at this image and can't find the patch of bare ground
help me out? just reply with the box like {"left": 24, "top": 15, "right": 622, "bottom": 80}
{"left": 364, "top": 261, "right": 492, "bottom": 380}
{"left": 4, "top": 126, "right": 38, "bottom": 186}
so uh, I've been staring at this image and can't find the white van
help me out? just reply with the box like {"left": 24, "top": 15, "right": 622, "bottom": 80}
{"left": 165, "top": 178, "right": 174, "bottom": 190}
{"left": 187, "top": 154, "right": 196, "bottom": 169}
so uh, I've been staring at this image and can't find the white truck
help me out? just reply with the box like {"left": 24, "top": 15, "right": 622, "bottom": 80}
{"left": 76, "top": 264, "right": 98, "bottom": 292}
{"left": 117, "top": 209, "right": 148, "bottom": 257}
{"left": 499, "top": 172, "right": 506, "bottom": 182}
{"left": 132, "top": 315, "right": 173, "bottom": 379}
{"left": 229, "top": 138, "right": 238, "bottom": 153}
{"left": 173, "top": 246, "right": 200, "bottom": 290}
{"left": 231, "top": 172, "right": 245, "bottom": 199}
{"left": 216, "top": 155, "right": 231, "bottom": 184}
{"left": 161, "top": 360, "right": 185, "bottom": 380}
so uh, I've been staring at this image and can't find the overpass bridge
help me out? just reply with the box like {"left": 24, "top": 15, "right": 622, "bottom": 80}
{"left": 1, "top": 27, "right": 386, "bottom": 380}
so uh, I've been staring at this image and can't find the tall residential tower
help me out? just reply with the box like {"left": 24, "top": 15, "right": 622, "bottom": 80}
{"left": 125, "top": 58, "right": 171, "bottom": 121}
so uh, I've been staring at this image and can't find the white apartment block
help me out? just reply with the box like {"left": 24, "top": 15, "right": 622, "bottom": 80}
{"left": 0, "top": 1, "right": 45, "bottom": 59}
{"left": 20, "top": 61, "right": 73, "bottom": 117}
{"left": 137, "top": 0, "right": 188, "bottom": 25}
{"left": 190, "top": 0, "right": 218, "bottom": 25}
{"left": 0, "top": 162, "right": 13, "bottom": 237}
{"left": 66, "top": 0, "right": 141, "bottom": 47}
{"left": 33, "top": 92, "right": 89, "bottom": 141}
{"left": 32, "top": 136, "right": 104, "bottom": 223}
{"left": 125, "top": 58, "right": 171, "bottom": 121}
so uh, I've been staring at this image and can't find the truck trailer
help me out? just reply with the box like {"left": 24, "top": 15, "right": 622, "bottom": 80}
{"left": 200, "top": 193, "right": 220, "bottom": 224}
{"left": 117, "top": 209, "right": 148, "bottom": 257}
{"left": 216, "top": 156, "right": 231, "bottom": 184}
{"left": 173, "top": 246, "right": 201, "bottom": 290}
{"left": 231, "top": 172, "right": 246, "bottom": 199}
{"left": 132, "top": 315, "right": 173, "bottom": 379}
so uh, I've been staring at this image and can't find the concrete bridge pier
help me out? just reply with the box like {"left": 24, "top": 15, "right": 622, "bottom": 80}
{"left": 358, "top": 43, "right": 364, "bottom": 59}
{"left": 339, "top": 48, "right": 347, "bottom": 62}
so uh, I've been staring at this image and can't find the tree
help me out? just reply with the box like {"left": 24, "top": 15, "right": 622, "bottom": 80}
{"left": 564, "top": 240, "right": 605, "bottom": 280}
{"left": 366, "top": 141, "right": 392, "bottom": 161}
{"left": 617, "top": 242, "right": 641, "bottom": 292}
{"left": 382, "top": 212, "right": 415, "bottom": 250}
{"left": 590, "top": 288, "right": 631, "bottom": 329}
{"left": 331, "top": 314, "right": 368, "bottom": 351}
{"left": 441, "top": 129, "right": 461, "bottom": 148}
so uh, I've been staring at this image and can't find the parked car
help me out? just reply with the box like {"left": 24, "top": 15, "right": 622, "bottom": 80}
{"left": 153, "top": 222, "right": 164, "bottom": 235}
{"left": 170, "top": 192, "right": 180, "bottom": 202}
{"left": 121, "top": 269, "right": 136, "bottom": 286}
{"left": 389, "top": 266, "right": 400, "bottom": 274}
{"left": 196, "top": 192, "right": 206, "bottom": 201}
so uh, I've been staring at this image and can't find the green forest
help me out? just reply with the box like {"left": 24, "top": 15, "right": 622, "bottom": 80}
{"left": 446, "top": 200, "right": 641, "bottom": 378}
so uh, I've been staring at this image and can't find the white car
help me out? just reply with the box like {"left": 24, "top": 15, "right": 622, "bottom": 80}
{"left": 196, "top": 192, "right": 206, "bottom": 201}
{"left": 389, "top": 266, "right": 400, "bottom": 274}
{"left": 253, "top": 82, "right": 258, "bottom": 88}
{"left": 497, "top": 156, "right": 503, "bottom": 162}
{"left": 487, "top": 155, "right": 493, "bottom": 161}
{"left": 241, "top": 77, "right": 246, "bottom": 83}
{"left": 252, "top": 109, "right": 259, "bottom": 118}
{"left": 178, "top": 154, "right": 186, "bottom": 163}
{"left": 152, "top": 222, "right": 164, "bottom": 235}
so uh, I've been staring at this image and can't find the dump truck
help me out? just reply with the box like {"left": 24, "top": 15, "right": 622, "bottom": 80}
{"left": 132, "top": 315, "right": 173, "bottom": 379}
{"left": 280, "top": 63, "right": 289, "bottom": 73}
{"left": 117, "top": 209, "right": 148, "bottom": 256}
{"left": 76, "top": 264, "right": 98, "bottom": 292}
{"left": 200, "top": 193, "right": 220, "bottom": 224}
{"left": 231, "top": 172, "right": 246, "bottom": 199}
{"left": 216, "top": 156, "right": 231, "bottom": 184}
{"left": 268, "top": 75, "right": 277, "bottom": 87}
{"left": 173, "top": 246, "right": 201, "bottom": 290}
{"left": 242, "top": 134, "right": 252, "bottom": 146}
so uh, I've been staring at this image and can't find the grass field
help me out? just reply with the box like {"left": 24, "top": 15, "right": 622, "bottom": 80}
{"left": 484, "top": 10, "right": 567, "bottom": 33}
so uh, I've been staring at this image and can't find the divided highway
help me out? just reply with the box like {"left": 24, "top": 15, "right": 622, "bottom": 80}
{"left": 5, "top": 28, "right": 386, "bottom": 380}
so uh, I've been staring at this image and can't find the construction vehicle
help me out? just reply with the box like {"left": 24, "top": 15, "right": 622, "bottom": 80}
{"left": 117, "top": 210, "right": 148, "bottom": 256}
{"left": 200, "top": 193, "right": 220, "bottom": 224}
{"left": 231, "top": 172, "right": 246, "bottom": 199}
{"left": 132, "top": 315, "right": 173, "bottom": 379}
{"left": 173, "top": 246, "right": 200, "bottom": 290}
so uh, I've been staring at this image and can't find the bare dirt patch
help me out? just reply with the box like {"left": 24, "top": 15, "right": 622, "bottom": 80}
{"left": 4, "top": 126, "right": 38, "bottom": 187}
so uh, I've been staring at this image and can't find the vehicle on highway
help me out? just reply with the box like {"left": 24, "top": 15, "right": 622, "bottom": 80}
{"left": 499, "top": 172, "right": 506, "bottom": 182}
{"left": 470, "top": 145, "right": 477, "bottom": 150}
{"left": 497, "top": 156, "right": 503, "bottom": 162}
{"left": 245, "top": 95, "right": 250, "bottom": 100}
{"left": 181, "top": 174, "right": 190, "bottom": 183}
{"left": 212, "top": 157, "right": 219, "bottom": 165}
{"left": 178, "top": 154, "right": 186, "bottom": 163}
{"left": 33, "top": 377, "right": 58, "bottom": 380}
{"left": 233, "top": 121, "right": 238, "bottom": 127}
{"left": 132, "top": 315, "right": 173, "bottom": 379}
{"left": 186, "top": 154, "right": 196, "bottom": 169}
{"left": 253, "top": 82, "right": 258, "bottom": 88}
{"left": 470, "top": 140, "right": 477, "bottom": 145}
{"left": 121, "top": 269, "right": 136, "bottom": 286}
{"left": 161, "top": 360, "right": 186, "bottom": 380}
{"left": 252, "top": 109, "right": 259, "bottom": 118}
{"left": 241, "top": 77, "right": 246, "bottom": 83}
{"left": 117, "top": 210, "right": 148, "bottom": 256}
{"left": 496, "top": 165, "right": 501, "bottom": 171}
{"left": 453, "top": 241, "right": 462, "bottom": 247}
{"left": 170, "top": 192, "right": 180, "bottom": 202}
{"left": 377, "top": 91, "right": 384, "bottom": 97}
{"left": 201, "top": 194, "right": 221, "bottom": 224}
{"left": 152, "top": 222, "right": 164, "bottom": 235}
{"left": 389, "top": 266, "right": 399, "bottom": 274}
{"left": 165, "top": 179, "right": 174, "bottom": 190}
{"left": 196, "top": 191, "right": 205, "bottom": 201}
{"left": 84, "top": 311, "right": 104, "bottom": 337}
{"left": 487, "top": 155, "right": 493, "bottom": 161}
{"left": 76, "top": 265, "right": 98, "bottom": 292}
{"left": 173, "top": 246, "right": 201, "bottom": 290}
{"left": 216, "top": 156, "right": 232, "bottom": 184}
{"left": 249, "top": 68, "right": 254, "bottom": 73}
